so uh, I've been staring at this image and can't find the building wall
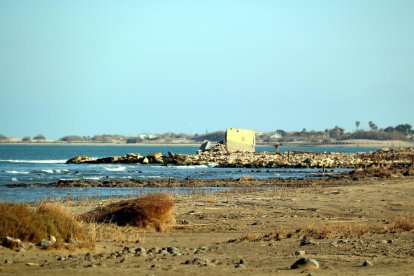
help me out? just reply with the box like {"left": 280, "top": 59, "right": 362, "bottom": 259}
{"left": 225, "top": 128, "right": 256, "bottom": 152}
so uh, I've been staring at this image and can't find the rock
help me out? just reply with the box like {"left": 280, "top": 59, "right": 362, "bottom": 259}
{"left": 147, "top": 152, "right": 164, "bottom": 163}
{"left": 50, "top": 235, "right": 56, "bottom": 244}
{"left": 362, "top": 260, "right": 373, "bottom": 266}
{"left": 141, "top": 157, "right": 149, "bottom": 164}
{"left": 67, "top": 237, "right": 78, "bottom": 244}
{"left": 295, "top": 250, "right": 306, "bottom": 256}
{"left": 16, "top": 248, "right": 26, "bottom": 253}
{"left": 125, "top": 153, "right": 142, "bottom": 163}
{"left": 66, "top": 156, "right": 95, "bottom": 164}
{"left": 5, "top": 258, "right": 13, "bottom": 264}
{"left": 168, "top": 151, "right": 175, "bottom": 158}
{"left": 39, "top": 236, "right": 56, "bottom": 249}
{"left": 200, "top": 141, "right": 211, "bottom": 151}
{"left": 84, "top": 253, "right": 94, "bottom": 262}
{"left": 290, "top": 258, "right": 320, "bottom": 270}
{"left": 39, "top": 239, "right": 52, "bottom": 249}
{"left": 26, "top": 262, "right": 39, "bottom": 266}
{"left": 2, "top": 236, "right": 23, "bottom": 250}
{"left": 134, "top": 247, "right": 147, "bottom": 257}
{"left": 167, "top": 247, "right": 180, "bottom": 255}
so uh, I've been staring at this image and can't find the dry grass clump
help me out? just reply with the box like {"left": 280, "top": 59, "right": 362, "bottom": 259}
{"left": 393, "top": 215, "right": 414, "bottom": 231}
{"left": 84, "top": 223, "right": 141, "bottom": 243}
{"left": 0, "top": 202, "right": 83, "bottom": 244}
{"left": 81, "top": 193, "right": 175, "bottom": 232}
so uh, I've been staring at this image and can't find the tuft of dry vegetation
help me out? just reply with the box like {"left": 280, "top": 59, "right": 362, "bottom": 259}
{"left": 393, "top": 214, "right": 414, "bottom": 232}
{"left": 0, "top": 202, "right": 83, "bottom": 244}
{"left": 81, "top": 193, "right": 175, "bottom": 232}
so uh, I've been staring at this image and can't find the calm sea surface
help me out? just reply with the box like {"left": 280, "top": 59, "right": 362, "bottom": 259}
{"left": 0, "top": 144, "right": 378, "bottom": 202}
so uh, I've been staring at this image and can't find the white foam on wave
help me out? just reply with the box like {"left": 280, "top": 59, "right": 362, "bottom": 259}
{"left": 175, "top": 165, "right": 209, "bottom": 169}
{"left": 84, "top": 176, "right": 100, "bottom": 180}
{"left": 41, "top": 169, "right": 54, "bottom": 174}
{"left": 6, "top": 170, "right": 30, "bottom": 174}
{"left": 11, "top": 177, "right": 18, "bottom": 181}
{"left": 105, "top": 166, "right": 126, "bottom": 172}
{"left": 0, "top": 159, "right": 67, "bottom": 164}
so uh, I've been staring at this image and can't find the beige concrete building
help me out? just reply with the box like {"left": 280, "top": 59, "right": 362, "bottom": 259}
{"left": 225, "top": 128, "right": 257, "bottom": 152}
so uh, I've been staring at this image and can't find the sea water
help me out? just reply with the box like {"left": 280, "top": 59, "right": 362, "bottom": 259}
{"left": 0, "top": 144, "right": 377, "bottom": 202}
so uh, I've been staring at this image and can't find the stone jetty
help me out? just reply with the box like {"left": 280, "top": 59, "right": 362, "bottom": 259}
{"left": 66, "top": 147, "right": 414, "bottom": 169}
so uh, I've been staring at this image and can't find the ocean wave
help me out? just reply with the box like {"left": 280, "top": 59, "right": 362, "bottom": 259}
{"left": 6, "top": 170, "right": 30, "bottom": 174}
{"left": 105, "top": 166, "right": 126, "bottom": 172}
{"left": 0, "top": 159, "right": 67, "bottom": 164}
{"left": 175, "top": 165, "right": 209, "bottom": 169}
{"left": 41, "top": 169, "right": 54, "bottom": 174}
{"left": 83, "top": 176, "right": 100, "bottom": 180}
{"left": 11, "top": 177, "right": 18, "bottom": 181}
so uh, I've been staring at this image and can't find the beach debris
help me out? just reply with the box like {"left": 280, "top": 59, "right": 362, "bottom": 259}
{"left": 290, "top": 257, "right": 320, "bottom": 270}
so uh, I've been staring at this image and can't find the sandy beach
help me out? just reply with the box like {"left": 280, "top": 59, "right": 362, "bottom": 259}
{"left": 1, "top": 176, "right": 413, "bottom": 275}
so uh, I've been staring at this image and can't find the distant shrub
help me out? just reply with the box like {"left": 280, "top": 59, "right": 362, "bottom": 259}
{"left": 33, "top": 134, "right": 46, "bottom": 141}
{"left": 22, "top": 136, "right": 32, "bottom": 142}
{"left": 59, "top": 135, "right": 91, "bottom": 143}
{"left": 340, "top": 130, "right": 408, "bottom": 141}
{"left": 81, "top": 194, "right": 175, "bottom": 232}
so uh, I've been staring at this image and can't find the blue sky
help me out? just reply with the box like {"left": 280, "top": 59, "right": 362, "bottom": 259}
{"left": 0, "top": 0, "right": 413, "bottom": 139}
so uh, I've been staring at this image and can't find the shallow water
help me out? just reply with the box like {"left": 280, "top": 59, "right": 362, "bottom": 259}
{"left": 0, "top": 144, "right": 376, "bottom": 202}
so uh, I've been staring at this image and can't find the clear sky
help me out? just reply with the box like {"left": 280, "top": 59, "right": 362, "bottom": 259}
{"left": 0, "top": 0, "right": 413, "bottom": 139}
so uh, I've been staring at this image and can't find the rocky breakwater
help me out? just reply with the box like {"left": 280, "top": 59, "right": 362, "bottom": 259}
{"left": 66, "top": 152, "right": 175, "bottom": 165}
{"left": 66, "top": 148, "right": 414, "bottom": 169}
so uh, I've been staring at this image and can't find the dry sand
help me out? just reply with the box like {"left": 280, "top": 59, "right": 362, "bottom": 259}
{"left": 1, "top": 177, "right": 413, "bottom": 275}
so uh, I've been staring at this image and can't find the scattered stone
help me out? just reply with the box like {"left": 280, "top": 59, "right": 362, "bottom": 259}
{"left": 291, "top": 258, "right": 320, "bottom": 270}
{"left": 67, "top": 237, "right": 78, "bottom": 244}
{"left": 39, "top": 239, "right": 53, "bottom": 249}
{"left": 362, "top": 260, "right": 373, "bottom": 267}
{"left": 135, "top": 247, "right": 147, "bottom": 257}
{"left": 16, "top": 248, "right": 26, "bottom": 253}
{"left": 295, "top": 250, "right": 306, "bottom": 256}
{"left": 180, "top": 219, "right": 191, "bottom": 225}
{"left": 50, "top": 235, "right": 56, "bottom": 244}
{"left": 5, "top": 258, "right": 13, "bottom": 264}
{"left": 252, "top": 221, "right": 264, "bottom": 225}
{"left": 84, "top": 253, "right": 94, "bottom": 262}
{"left": 235, "top": 259, "right": 246, "bottom": 268}
{"left": 26, "top": 262, "right": 39, "bottom": 266}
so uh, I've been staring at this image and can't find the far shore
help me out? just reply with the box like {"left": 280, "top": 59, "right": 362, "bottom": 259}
{"left": 0, "top": 139, "right": 413, "bottom": 148}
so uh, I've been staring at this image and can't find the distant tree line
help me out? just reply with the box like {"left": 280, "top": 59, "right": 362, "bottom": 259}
{"left": 1, "top": 122, "right": 413, "bottom": 144}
